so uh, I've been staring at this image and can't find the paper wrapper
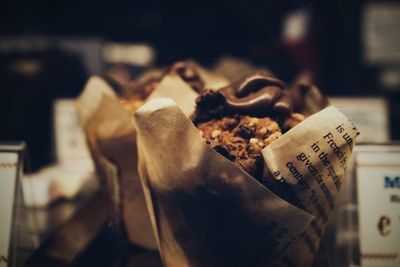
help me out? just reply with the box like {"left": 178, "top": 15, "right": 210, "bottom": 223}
{"left": 262, "top": 106, "right": 359, "bottom": 266}
{"left": 76, "top": 73, "right": 198, "bottom": 249}
{"left": 133, "top": 98, "right": 359, "bottom": 267}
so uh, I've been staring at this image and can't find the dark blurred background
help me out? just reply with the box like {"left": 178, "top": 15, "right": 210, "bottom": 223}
{"left": 1, "top": 0, "right": 400, "bottom": 171}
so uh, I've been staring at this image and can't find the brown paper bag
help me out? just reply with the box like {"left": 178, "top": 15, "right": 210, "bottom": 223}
{"left": 76, "top": 73, "right": 199, "bottom": 249}
{"left": 133, "top": 98, "right": 359, "bottom": 267}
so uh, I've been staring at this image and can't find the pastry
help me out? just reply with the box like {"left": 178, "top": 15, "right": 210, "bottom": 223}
{"left": 192, "top": 72, "right": 305, "bottom": 182}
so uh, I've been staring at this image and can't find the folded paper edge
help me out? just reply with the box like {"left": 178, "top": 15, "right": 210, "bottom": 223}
{"left": 76, "top": 75, "right": 117, "bottom": 127}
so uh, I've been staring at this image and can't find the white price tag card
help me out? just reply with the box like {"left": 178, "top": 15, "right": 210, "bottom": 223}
{"left": 363, "top": 3, "right": 400, "bottom": 63}
{"left": 356, "top": 145, "right": 400, "bottom": 267}
{"left": 0, "top": 152, "right": 17, "bottom": 267}
{"left": 329, "top": 97, "right": 389, "bottom": 143}
{"left": 54, "top": 99, "right": 93, "bottom": 167}
{"left": 0, "top": 143, "right": 25, "bottom": 267}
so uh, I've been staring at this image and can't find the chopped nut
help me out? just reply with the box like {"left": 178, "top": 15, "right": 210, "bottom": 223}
{"left": 248, "top": 118, "right": 258, "bottom": 126}
{"left": 231, "top": 137, "right": 244, "bottom": 143}
{"left": 258, "top": 141, "right": 265, "bottom": 147}
{"left": 259, "top": 128, "right": 267, "bottom": 135}
{"left": 284, "top": 113, "right": 304, "bottom": 129}
{"left": 249, "top": 138, "right": 259, "bottom": 144}
{"left": 198, "top": 130, "right": 204, "bottom": 137}
{"left": 211, "top": 129, "right": 221, "bottom": 138}
{"left": 267, "top": 122, "right": 279, "bottom": 132}
{"left": 292, "top": 113, "right": 305, "bottom": 121}
{"left": 264, "top": 132, "right": 281, "bottom": 145}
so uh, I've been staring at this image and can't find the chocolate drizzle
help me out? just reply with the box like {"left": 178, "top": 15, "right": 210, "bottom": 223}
{"left": 272, "top": 91, "right": 294, "bottom": 116}
{"left": 192, "top": 72, "right": 296, "bottom": 124}
{"left": 219, "top": 72, "right": 293, "bottom": 117}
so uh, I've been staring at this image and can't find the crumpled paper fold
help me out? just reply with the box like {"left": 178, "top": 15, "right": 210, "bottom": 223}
{"left": 77, "top": 73, "right": 198, "bottom": 249}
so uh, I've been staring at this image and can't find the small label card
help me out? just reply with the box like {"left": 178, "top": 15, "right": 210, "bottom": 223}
{"left": 363, "top": 2, "right": 400, "bottom": 63}
{"left": 0, "top": 143, "right": 25, "bottom": 267}
{"left": 329, "top": 97, "right": 389, "bottom": 143}
{"left": 54, "top": 99, "right": 93, "bottom": 167}
{"left": 356, "top": 145, "right": 400, "bottom": 267}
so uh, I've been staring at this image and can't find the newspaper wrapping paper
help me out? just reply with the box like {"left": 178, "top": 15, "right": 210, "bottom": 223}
{"left": 134, "top": 98, "right": 316, "bottom": 267}
{"left": 134, "top": 99, "right": 359, "bottom": 267}
{"left": 77, "top": 73, "right": 199, "bottom": 249}
{"left": 262, "top": 106, "right": 359, "bottom": 267}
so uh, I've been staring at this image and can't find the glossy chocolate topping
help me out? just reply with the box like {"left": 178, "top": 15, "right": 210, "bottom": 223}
{"left": 219, "top": 72, "right": 293, "bottom": 117}
{"left": 272, "top": 91, "right": 294, "bottom": 116}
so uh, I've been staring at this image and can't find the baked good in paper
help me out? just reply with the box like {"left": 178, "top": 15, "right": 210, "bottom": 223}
{"left": 104, "top": 61, "right": 205, "bottom": 112}
{"left": 192, "top": 72, "right": 305, "bottom": 182}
